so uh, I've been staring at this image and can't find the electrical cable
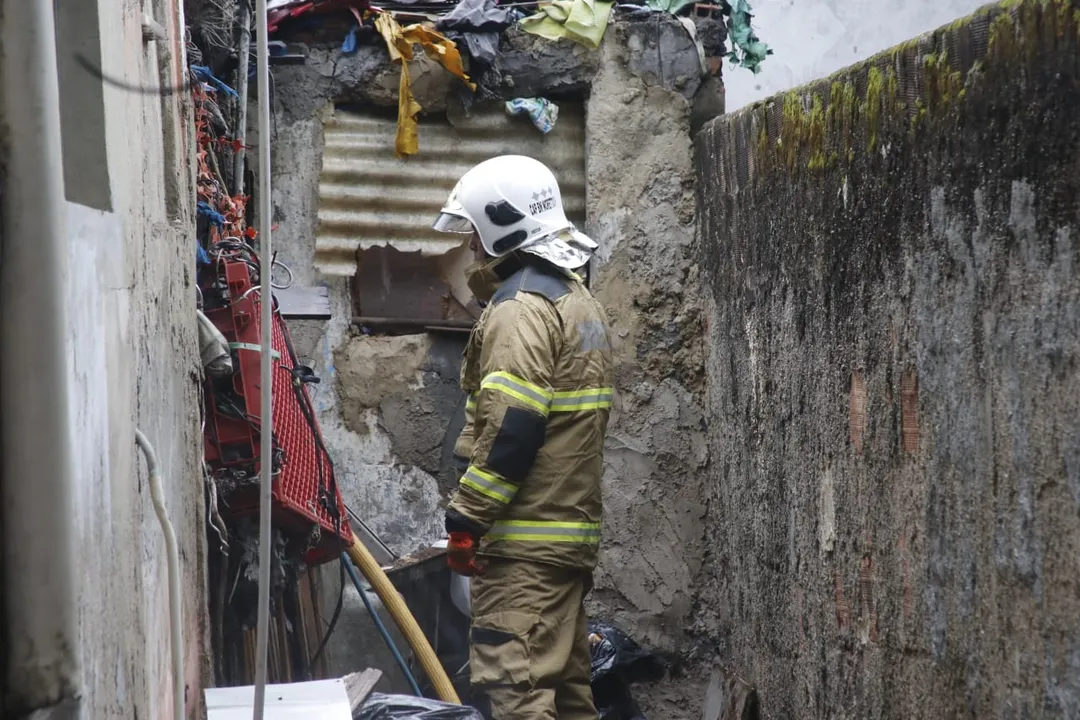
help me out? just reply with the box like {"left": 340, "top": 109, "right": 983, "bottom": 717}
{"left": 344, "top": 503, "right": 398, "bottom": 561}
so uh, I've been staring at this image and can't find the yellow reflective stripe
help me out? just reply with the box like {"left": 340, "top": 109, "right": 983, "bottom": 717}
{"left": 480, "top": 371, "right": 553, "bottom": 415}
{"left": 550, "top": 387, "right": 613, "bottom": 412}
{"left": 459, "top": 466, "right": 518, "bottom": 504}
{"left": 488, "top": 520, "right": 602, "bottom": 544}
{"left": 465, "top": 393, "right": 477, "bottom": 411}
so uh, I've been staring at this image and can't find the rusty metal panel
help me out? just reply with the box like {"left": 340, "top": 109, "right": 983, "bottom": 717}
{"left": 316, "top": 102, "right": 588, "bottom": 276}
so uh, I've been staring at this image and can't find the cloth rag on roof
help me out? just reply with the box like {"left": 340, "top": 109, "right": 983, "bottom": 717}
{"left": 505, "top": 97, "right": 559, "bottom": 133}
{"left": 520, "top": 0, "right": 615, "bottom": 49}
{"left": 643, "top": 0, "right": 694, "bottom": 14}
{"left": 436, "top": 0, "right": 514, "bottom": 68}
{"left": 374, "top": 12, "right": 475, "bottom": 157}
{"left": 726, "top": 0, "right": 772, "bottom": 73}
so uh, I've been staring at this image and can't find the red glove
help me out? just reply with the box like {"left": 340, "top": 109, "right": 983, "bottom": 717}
{"left": 447, "top": 532, "right": 484, "bottom": 576}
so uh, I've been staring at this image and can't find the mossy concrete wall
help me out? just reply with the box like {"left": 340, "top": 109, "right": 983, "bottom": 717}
{"left": 695, "top": 0, "right": 1080, "bottom": 716}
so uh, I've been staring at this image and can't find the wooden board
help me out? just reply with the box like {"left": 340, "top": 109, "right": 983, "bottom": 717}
{"left": 276, "top": 284, "right": 332, "bottom": 319}
{"left": 343, "top": 668, "right": 383, "bottom": 712}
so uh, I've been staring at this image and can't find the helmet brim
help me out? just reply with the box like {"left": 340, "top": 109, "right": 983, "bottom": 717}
{"left": 432, "top": 212, "right": 475, "bottom": 234}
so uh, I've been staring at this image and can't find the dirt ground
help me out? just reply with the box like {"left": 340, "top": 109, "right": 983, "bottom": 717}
{"left": 635, "top": 671, "right": 710, "bottom": 720}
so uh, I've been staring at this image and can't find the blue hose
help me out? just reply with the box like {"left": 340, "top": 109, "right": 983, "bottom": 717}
{"left": 341, "top": 553, "right": 425, "bottom": 697}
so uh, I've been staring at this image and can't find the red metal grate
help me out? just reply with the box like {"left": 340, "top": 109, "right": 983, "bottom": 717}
{"left": 203, "top": 258, "right": 352, "bottom": 564}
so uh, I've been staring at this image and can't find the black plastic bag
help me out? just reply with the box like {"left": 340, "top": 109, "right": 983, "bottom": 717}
{"left": 588, "top": 621, "right": 665, "bottom": 720}
{"left": 589, "top": 621, "right": 665, "bottom": 684}
{"left": 356, "top": 693, "right": 484, "bottom": 720}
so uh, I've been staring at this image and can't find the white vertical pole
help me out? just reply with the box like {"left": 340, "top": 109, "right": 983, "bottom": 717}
{"left": 252, "top": 0, "right": 274, "bottom": 715}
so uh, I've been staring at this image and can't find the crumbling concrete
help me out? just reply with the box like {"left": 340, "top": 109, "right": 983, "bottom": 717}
{"left": 266, "top": 12, "right": 722, "bottom": 678}
{"left": 695, "top": 1, "right": 1080, "bottom": 716}
{"left": 585, "top": 20, "right": 710, "bottom": 654}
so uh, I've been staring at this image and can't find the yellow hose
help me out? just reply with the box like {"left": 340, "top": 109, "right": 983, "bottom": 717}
{"left": 346, "top": 537, "right": 462, "bottom": 704}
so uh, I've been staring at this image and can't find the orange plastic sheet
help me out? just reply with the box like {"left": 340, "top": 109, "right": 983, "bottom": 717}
{"left": 374, "top": 12, "right": 475, "bottom": 157}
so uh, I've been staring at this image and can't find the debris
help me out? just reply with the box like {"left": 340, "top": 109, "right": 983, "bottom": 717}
{"left": 702, "top": 667, "right": 759, "bottom": 720}
{"left": 644, "top": 0, "right": 695, "bottom": 14}
{"left": 374, "top": 12, "right": 475, "bottom": 157}
{"left": 588, "top": 620, "right": 665, "bottom": 720}
{"left": 725, "top": 0, "right": 771, "bottom": 73}
{"left": 192, "top": 65, "right": 239, "bottom": 98}
{"left": 505, "top": 97, "right": 560, "bottom": 133}
{"left": 356, "top": 693, "right": 485, "bottom": 719}
{"left": 436, "top": 0, "right": 515, "bottom": 69}
{"left": 198, "top": 309, "right": 234, "bottom": 379}
{"left": 343, "top": 669, "right": 384, "bottom": 712}
{"left": 520, "top": 0, "right": 615, "bottom": 49}
{"left": 615, "top": 4, "right": 653, "bottom": 19}
{"left": 342, "top": 23, "right": 361, "bottom": 54}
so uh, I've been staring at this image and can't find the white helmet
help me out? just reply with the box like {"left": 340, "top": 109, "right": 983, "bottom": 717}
{"left": 433, "top": 155, "right": 597, "bottom": 270}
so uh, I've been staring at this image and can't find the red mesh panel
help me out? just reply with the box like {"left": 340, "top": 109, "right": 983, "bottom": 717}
{"left": 267, "top": 309, "right": 353, "bottom": 546}
{"left": 202, "top": 258, "right": 352, "bottom": 565}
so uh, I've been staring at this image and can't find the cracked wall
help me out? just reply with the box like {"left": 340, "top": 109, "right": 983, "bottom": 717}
{"left": 695, "top": 1, "right": 1080, "bottom": 716}
{"left": 267, "top": 14, "right": 720, "bottom": 680}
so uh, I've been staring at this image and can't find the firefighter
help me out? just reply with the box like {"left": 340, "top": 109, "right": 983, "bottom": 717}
{"left": 432, "top": 154, "right": 614, "bottom": 719}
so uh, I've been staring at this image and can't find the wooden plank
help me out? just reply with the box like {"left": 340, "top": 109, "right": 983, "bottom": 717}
{"left": 277, "top": 284, "right": 332, "bottom": 319}
{"left": 343, "top": 668, "right": 383, "bottom": 712}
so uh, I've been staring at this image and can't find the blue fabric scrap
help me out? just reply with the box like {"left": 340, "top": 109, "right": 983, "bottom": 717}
{"left": 342, "top": 24, "right": 359, "bottom": 54}
{"left": 191, "top": 65, "right": 239, "bottom": 98}
{"left": 197, "top": 201, "right": 227, "bottom": 228}
{"left": 505, "top": 98, "right": 559, "bottom": 134}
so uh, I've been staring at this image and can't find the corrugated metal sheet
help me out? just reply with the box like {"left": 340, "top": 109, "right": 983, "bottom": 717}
{"left": 316, "top": 102, "right": 587, "bottom": 276}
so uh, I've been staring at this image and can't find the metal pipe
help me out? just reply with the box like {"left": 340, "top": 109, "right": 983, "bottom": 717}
{"left": 0, "top": 0, "right": 81, "bottom": 716}
{"left": 233, "top": 1, "right": 252, "bottom": 194}
{"left": 252, "top": 0, "right": 275, "bottom": 714}
{"left": 341, "top": 555, "right": 424, "bottom": 697}
{"left": 135, "top": 430, "right": 184, "bottom": 720}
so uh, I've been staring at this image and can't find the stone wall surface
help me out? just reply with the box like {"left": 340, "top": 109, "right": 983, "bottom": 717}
{"left": 694, "top": 1, "right": 1080, "bottom": 716}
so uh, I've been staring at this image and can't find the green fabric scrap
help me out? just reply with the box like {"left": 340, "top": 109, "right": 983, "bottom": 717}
{"left": 645, "top": 0, "right": 695, "bottom": 14}
{"left": 727, "top": 0, "right": 772, "bottom": 74}
{"left": 520, "top": 0, "right": 615, "bottom": 49}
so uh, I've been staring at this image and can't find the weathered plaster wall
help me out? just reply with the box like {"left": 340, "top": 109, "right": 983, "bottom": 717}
{"left": 266, "top": 14, "right": 719, "bottom": 680}
{"left": 75, "top": 2, "right": 208, "bottom": 718}
{"left": 695, "top": 2, "right": 1080, "bottom": 716}
{"left": 19, "top": 0, "right": 208, "bottom": 718}
{"left": 585, "top": 20, "right": 710, "bottom": 655}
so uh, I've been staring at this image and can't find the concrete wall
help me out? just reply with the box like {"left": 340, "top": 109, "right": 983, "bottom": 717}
{"left": 4, "top": 1, "right": 206, "bottom": 717}
{"left": 724, "top": 0, "right": 987, "bottom": 111}
{"left": 265, "top": 15, "right": 719, "bottom": 679}
{"left": 695, "top": 1, "right": 1080, "bottom": 717}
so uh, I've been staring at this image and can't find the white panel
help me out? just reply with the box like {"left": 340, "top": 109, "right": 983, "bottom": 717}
{"left": 205, "top": 679, "right": 352, "bottom": 719}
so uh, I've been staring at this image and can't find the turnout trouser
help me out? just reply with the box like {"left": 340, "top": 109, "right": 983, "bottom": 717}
{"left": 469, "top": 557, "right": 596, "bottom": 720}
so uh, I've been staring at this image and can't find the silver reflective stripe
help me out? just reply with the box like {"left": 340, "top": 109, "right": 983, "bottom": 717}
{"left": 483, "top": 375, "right": 553, "bottom": 409}
{"left": 488, "top": 521, "right": 602, "bottom": 543}
{"left": 494, "top": 524, "right": 600, "bottom": 537}
{"left": 462, "top": 468, "right": 517, "bottom": 503}
{"left": 550, "top": 390, "right": 613, "bottom": 410}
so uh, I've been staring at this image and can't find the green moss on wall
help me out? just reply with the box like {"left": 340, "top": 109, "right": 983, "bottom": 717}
{"left": 744, "top": 0, "right": 1080, "bottom": 179}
